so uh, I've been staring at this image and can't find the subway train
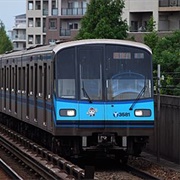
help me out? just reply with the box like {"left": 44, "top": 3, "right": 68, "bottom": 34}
{"left": 0, "top": 39, "right": 154, "bottom": 162}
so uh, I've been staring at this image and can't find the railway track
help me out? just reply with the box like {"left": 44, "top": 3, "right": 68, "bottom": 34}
{"left": 0, "top": 123, "right": 168, "bottom": 180}
{"left": 92, "top": 157, "right": 161, "bottom": 180}
{"left": 125, "top": 164, "right": 160, "bottom": 180}
{"left": 0, "top": 124, "right": 89, "bottom": 179}
{"left": 0, "top": 158, "right": 23, "bottom": 179}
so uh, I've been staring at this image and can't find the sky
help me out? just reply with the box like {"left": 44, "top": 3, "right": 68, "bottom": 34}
{"left": 0, "top": 0, "right": 26, "bottom": 31}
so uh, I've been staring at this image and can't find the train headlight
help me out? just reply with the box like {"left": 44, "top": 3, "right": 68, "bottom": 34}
{"left": 135, "top": 109, "right": 151, "bottom": 117}
{"left": 60, "top": 109, "right": 76, "bottom": 117}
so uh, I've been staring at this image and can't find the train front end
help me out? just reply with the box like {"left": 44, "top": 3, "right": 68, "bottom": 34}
{"left": 52, "top": 40, "right": 154, "bottom": 158}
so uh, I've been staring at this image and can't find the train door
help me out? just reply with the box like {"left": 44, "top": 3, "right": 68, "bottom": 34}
{"left": 28, "top": 62, "right": 34, "bottom": 122}
{"left": 78, "top": 46, "right": 105, "bottom": 128}
{"left": 26, "top": 64, "right": 30, "bottom": 119}
{"left": 17, "top": 65, "right": 22, "bottom": 120}
{"left": 4, "top": 66, "right": 7, "bottom": 111}
{"left": 15, "top": 65, "right": 18, "bottom": 115}
{"left": 9, "top": 65, "right": 12, "bottom": 113}
{"left": 34, "top": 63, "right": 38, "bottom": 122}
{"left": 43, "top": 63, "right": 47, "bottom": 127}
{"left": 2, "top": 65, "right": 6, "bottom": 112}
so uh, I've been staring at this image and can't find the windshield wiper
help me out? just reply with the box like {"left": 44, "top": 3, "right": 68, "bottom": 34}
{"left": 129, "top": 85, "right": 146, "bottom": 110}
{"left": 82, "top": 82, "right": 92, "bottom": 103}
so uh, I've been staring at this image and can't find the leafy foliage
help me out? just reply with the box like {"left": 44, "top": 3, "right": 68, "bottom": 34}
{"left": 144, "top": 31, "right": 159, "bottom": 53}
{"left": 0, "top": 20, "right": 13, "bottom": 54}
{"left": 145, "top": 30, "right": 180, "bottom": 95}
{"left": 146, "top": 16, "right": 156, "bottom": 32}
{"left": 76, "top": 0, "right": 128, "bottom": 40}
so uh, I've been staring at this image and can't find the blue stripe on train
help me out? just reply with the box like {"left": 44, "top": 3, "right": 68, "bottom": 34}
{"left": 56, "top": 120, "right": 154, "bottom": 128}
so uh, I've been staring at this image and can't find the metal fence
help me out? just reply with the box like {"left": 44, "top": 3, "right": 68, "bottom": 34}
{"left": 147, "top": 95, "right": 180, "bottom": 164}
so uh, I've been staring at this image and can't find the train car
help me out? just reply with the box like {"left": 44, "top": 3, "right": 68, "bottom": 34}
{"left": 0, "top": 39, "right": 154, "bottom": 162}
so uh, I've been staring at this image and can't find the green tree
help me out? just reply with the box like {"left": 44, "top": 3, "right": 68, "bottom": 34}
{"left": 144, "top": 16, "right": 158, "bottom": 53}
{"left": 146, "top": 16, "right": 156, "bottom": 32}
{"left": 0, "top": 20, "right": 13, "bottom": 54}
{"left": 153, "top": 31, "right": 180, "bottom": 95}
{"left": 144, "top": 31, "right": 159, "bottom": 53}
{"left": 76, "top": 0, "right": 128, "bottom": 40}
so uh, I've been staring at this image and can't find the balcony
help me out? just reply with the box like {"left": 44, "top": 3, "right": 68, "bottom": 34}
{"left": 61, "top": 8, "right": 86, "bottom": 16}
{"left": 12, "top": 34, "right": 26, "bottom": 42}
{"left": 159, "top": 0, "right": 180, "bottom": 7}
{"left": 159, "top": 0, "right": 180, "bottom": 11}
{"left": 60, "top": 29, "right": 71, "bottom": 36}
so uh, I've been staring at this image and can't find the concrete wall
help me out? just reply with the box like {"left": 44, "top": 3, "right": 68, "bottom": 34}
{"left": 147, "top": 95, "right": 180, "bottom": 164}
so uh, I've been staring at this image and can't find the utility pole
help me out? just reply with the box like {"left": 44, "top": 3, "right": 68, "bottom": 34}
{"left": 156, "top": 64, "right": 161, "bottom": 162}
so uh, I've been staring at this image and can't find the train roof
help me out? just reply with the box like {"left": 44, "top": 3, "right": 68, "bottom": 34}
{"left": 0, "top": 39, "right": 152, "bottom": 60}
{"left": 53, "top": 39, "right": 152, "bottom": 54}
{"left": 0, "top": 44, "right": 55, "bottom": 60}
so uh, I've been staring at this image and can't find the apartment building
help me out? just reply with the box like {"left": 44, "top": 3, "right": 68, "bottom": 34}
{"left": 123, "top": 0, "right": 180, "bottom": 32}
{"left": 26, "top": 0, "right": 89, "bottom": 47}
{"left": 26, "top": 0, "right": 180, "bottom": 47}
{"left": 11, "top": 14, "right": 26, "bottom": 50}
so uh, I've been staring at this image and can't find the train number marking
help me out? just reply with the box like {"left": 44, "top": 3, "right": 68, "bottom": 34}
{"left": 113, "top": 112, "right": 130, "bottom": 117}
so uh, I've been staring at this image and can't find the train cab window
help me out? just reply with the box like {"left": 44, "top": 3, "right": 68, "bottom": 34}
{"left": 79, "top": 48, "right": 103, "bottom": 101}
{"left": 56, "top": 48, "right": 75, "bottom": 99}
{"left": 106, "top": 45, "right": 153, "bottom": 101}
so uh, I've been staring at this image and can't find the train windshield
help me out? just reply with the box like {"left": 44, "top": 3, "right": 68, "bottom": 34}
{"left": 106, "top": 72, "right": 150, "bottom": 100}
{"left": 56, "top": 44, "right": 153, "bottom": 101}
{"left": 105, "top": 45, "right": 152, "bottom": 100}
{"left": 79, "top": 48, "right": 103, "bottom": 101}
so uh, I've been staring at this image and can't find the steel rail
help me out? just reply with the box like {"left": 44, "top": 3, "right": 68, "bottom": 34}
{"left": 0, "top": 158, "right": 23, "bottom": 180}
{"left": 0, "top": 124, "right": 92, "bottom": 179}
{"left": 126, "top": 164, "right": 161, "bottom": 180}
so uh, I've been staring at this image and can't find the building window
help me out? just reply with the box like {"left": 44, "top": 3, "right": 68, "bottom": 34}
{"left": 28, "top": 35, "right": 33, "bottom": 44}
{"left": 68, "top": 22, "right": 78, "bottom": 29}
{"left": 49, "top": 19, "right": 57, "bottom": 29}
{"left": 35, "top": 35, "right": 41, "bottom": 44}
{"left": 28, "top": 1, "right": 33, "bottom": 10}
{"left": 35, "top": 1, "right": 41, "bottom": 10}
{"left": 28, "top": 18, "right": 34, "bottom": 27}
{"left": 35, "top": 18, "right": 41, "bottom": 27}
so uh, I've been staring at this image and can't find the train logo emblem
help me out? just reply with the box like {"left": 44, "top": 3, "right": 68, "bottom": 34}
{"left": 113, "top": 112, "right": 119, "bottom": 117}
{"left": 87, "top": 107, "right": 97, "bottom": 116}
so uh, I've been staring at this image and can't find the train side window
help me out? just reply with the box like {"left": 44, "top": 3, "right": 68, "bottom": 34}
{"left": 22, "top": 67, "right": 26, "bottom": 93}
{"left": 15, "top": 66, "right": 17, "bottom": 93}
{"left": 0, "top": 68, "right": 2, "bottom": 89}
{"left": 39, "top": 65, "right": 43, "bottom": 97}
{"left": 4, "top": 67, "right": 6, "bottom": 91}
{"left": 18, "top": 67, "right": 21, "bottom": 93}
{"left": 48, "top": 65, "right": 51, "bottom": 99}
{"left": 6, "top": 67, "right": 9, "bottom": 91}
{"left": 8, "top": 67, "right": 11, "bottom": 91}
{"left": 26, "top": 65, "right": 29, "bottom": 95}
{"left": 9, "top": 66, "right": 11, "bottom": 93}
{"left": 9, "top": 65, "right": 12, "bottom": 111}
{"left": 30, "top": 66, "right": 33, "bottom": 95}
{"left": 12, "top": 67, "right": 15, "bottom": 92}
